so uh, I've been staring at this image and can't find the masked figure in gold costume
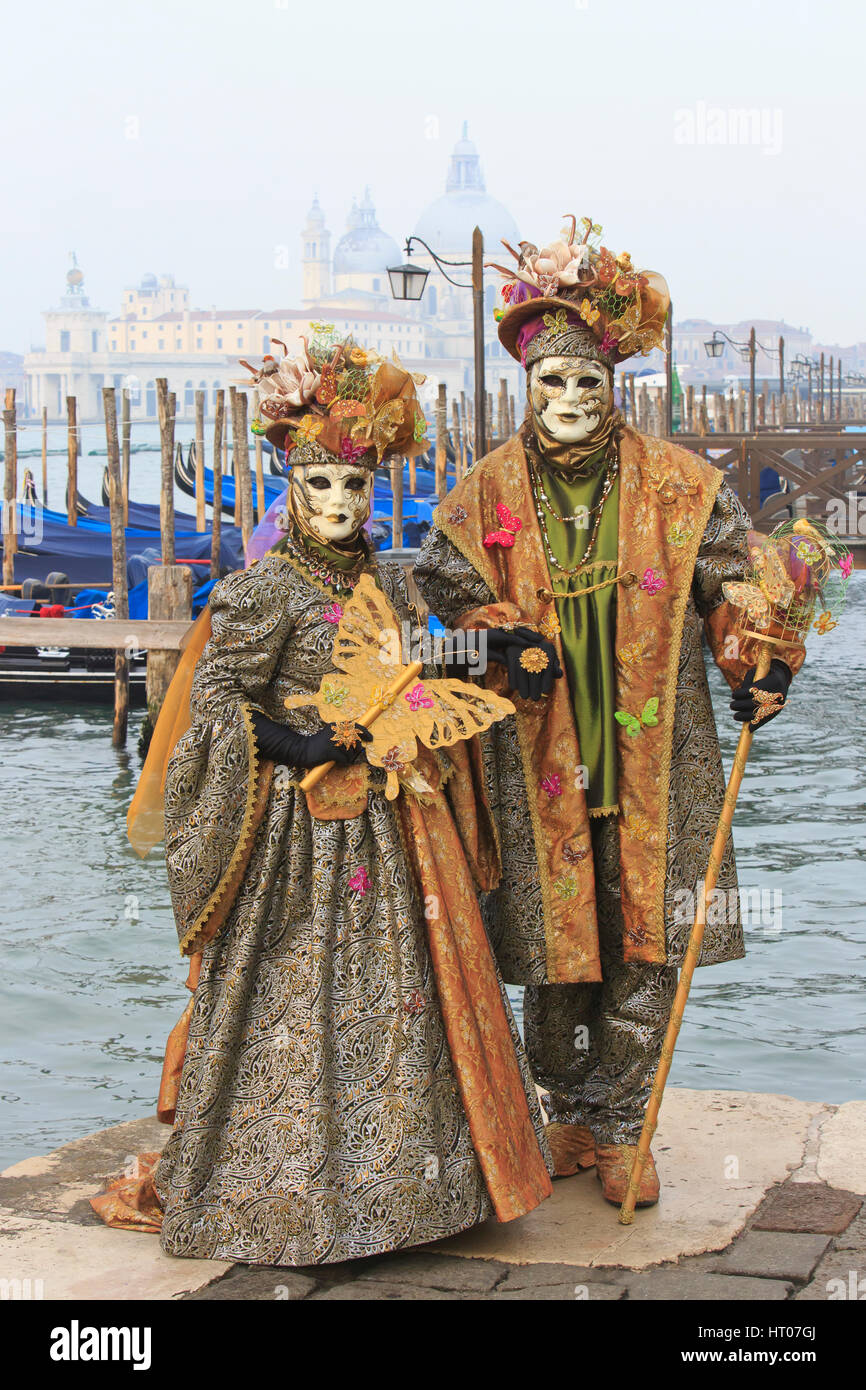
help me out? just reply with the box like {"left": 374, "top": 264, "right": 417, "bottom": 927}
{"left": 414, "top": 219, "right": 803, "bottom": 1206}
{"left": 90, "top": 328, "right": 551, "bottom": 1262}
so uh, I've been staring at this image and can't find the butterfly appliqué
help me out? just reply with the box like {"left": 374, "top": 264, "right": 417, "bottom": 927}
{"left": 484, "top": 502, "right": 523, "bottom": 549}
{"left": 615, "top": 696, "right": 659, "bottom": 737}
{"left": 639, "top": 567, "right": 667, "bottom": 596}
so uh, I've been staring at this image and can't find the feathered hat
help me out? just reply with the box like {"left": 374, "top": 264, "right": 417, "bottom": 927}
{"left": 490, "top": 215, "right": 670, "bottom": 370}
{"left": 240, "top": 322, "right": 429, "bottom": 467}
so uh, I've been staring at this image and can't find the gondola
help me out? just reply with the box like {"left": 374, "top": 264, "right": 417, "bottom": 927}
{"left": 4, "top": 503, "right": 244, "bottom": 585}
{"left": 97, "top": 469, "right": 200, "bottom": 531}
{"left": 0, "top": 642, "right": 148, "bottom": 707}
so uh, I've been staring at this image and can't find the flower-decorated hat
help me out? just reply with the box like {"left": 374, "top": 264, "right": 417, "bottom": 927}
{"left": 491, "top": 216, "right": 670, "bottom": 369}
{"left": 240, "top": 322, "right": 429, "bottom": 467}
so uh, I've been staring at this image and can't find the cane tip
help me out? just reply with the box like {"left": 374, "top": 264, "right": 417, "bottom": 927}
{"left": 618, "top": 1208, "right": 635, "bottom": 1226}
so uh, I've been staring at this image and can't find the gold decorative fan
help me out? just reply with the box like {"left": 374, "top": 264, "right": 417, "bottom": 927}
{"left": 284, "top": 574, "right": 515, "bottom": 799}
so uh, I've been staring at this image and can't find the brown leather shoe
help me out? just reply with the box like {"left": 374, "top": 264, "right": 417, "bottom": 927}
{"left": 595, "top": 1144, "right": 660, "bottom": 1207}
{"left": 546, "top": 1122, "right": 596, "bottom": 1178}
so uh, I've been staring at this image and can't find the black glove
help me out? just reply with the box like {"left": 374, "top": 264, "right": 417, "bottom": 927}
{"left": 730, "top": 659, "right": 792, "bottom": 730}
{"left": 443, "top": 625, "right": 563, "bottom": 701}
{"left": 250, "top": 710, "right": 372, "bottom": 767}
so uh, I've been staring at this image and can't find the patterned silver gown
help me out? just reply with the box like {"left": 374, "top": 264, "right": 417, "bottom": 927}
{"left": 152, "top": 549, "right": 548, "bottom": 1266}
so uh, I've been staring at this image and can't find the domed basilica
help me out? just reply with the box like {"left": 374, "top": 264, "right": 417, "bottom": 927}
{"left": 301, "top": 124, "right": 523, "bottom": 401}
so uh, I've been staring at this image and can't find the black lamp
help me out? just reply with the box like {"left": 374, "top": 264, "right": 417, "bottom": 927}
{"left": 387, "top": 260, "right": 430, "bottom": 302}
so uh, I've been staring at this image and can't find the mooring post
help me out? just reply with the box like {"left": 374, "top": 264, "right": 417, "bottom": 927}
{"left": 194, "top": 389, "right": 206, "bottom": 532}
{"left": 252, "top": 388, "right": 265, "bottom": 524}
{"left": 121, "top": 387, "right": 131, "bottom": 527}
{"left": 103, "top": 387, "right": 129, "bottom": 748}
{"left": 66, "top": 395, "right": 78, "bottom": 526}
{"left": 146, "top": 564, "right": 193, "bottom": 727}
{"left": 156, "top": 379, "right": 176, "bottom": 565}
{"left": 2, "top": 389, "right": 17, "bottom": 586}
{"left": 435, "top": 383, "right": 447, "bottom": 499}
{"left": 210, "top": 390, "right": 224, "bottom": 581}
{"left": 41, "top": 405, "right": 48, "bottom": 508}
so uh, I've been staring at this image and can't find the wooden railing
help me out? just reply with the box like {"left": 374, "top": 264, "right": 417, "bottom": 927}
{"left": 670, "top": 431, "right": 866, "bottom": 528}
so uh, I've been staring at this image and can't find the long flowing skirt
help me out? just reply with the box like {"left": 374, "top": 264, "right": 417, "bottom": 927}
{"left": 154, "top": 783, "right": 497, "bottom": 1265}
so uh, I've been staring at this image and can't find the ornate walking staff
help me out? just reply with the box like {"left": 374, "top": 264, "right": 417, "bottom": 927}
{"left": 619, "top": 519, "right": 853, "bottom": 1225}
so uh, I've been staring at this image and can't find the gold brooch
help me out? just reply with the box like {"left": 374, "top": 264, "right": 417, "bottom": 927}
{"left": 519, "top": 648, "right": 550, "bottom": 673}
{"left": 749, "top": 688, "right": 785, "bottom": 726}
{"left": 330, "top": 720, "right": 361, "bottom": 750}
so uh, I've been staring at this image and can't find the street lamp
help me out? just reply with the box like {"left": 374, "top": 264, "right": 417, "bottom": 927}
{"left": 386, "top": 260, "right": 429, "bottom": 302}
{"left": 703, "top": 328, "right": 784, "bottom": 431}
{"left": 388, "top": 229, "right": 487, "bottom": 463}
{"left": 788, "top": 353, "right": 816, "bottom": 416}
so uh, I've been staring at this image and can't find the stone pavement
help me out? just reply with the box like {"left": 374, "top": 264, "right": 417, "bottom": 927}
{"left": 1, "top": 1089, "right": 863, "bottom": 1302}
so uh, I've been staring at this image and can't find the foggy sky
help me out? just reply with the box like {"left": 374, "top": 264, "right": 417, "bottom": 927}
{"left": 2, "top": 0, "right": 863, "bottom": 350}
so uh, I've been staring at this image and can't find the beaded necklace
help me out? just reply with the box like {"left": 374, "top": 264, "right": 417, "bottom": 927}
{"left": 275, "top": 525, "right": 369, "bottom": 595}
{"left": 531, "top": 447, "right": 619, "bottom": 576}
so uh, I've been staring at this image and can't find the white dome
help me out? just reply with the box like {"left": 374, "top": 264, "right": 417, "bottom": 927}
{"left": 413, "top": 124, "right": 519, "bottom": 256}
{"left": 333, "top": 188, "right": 401, "bottom": 275}
{"left": 414, "top": 190, "right": 518, "bottom": 257}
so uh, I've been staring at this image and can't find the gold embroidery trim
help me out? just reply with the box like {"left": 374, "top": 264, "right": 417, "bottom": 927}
{"left": 650, "top": 464, "right": 723, "bottom": 957}
{"left": 177, "top": 700, "right": 263, "bottom": 956}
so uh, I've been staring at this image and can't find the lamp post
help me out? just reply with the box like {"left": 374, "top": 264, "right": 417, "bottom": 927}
{"left": 665, "top": 304, "right": 673, "bottom": 436}
{"left": 388, "top": 229, "right": 487, "bottom": 465}
{"left": 704, "top": 328, "right": 784, "bottom": 432}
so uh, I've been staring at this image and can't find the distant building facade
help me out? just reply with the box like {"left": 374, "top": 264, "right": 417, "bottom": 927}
{"left": 20, "top": 138, "right": 862, "bottom": 423}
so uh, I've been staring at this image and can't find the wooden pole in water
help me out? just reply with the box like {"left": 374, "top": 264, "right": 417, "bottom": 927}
{"left": 620, "top": 641, "right": 775, "bottom": 1224}
{"left": 66, "top": 395, "right": 78, "bottom": 525}
{"left": 498, "top": 378, "right": 508, "bottom": 445}
{"left": 146, "top": 564, "right": 193, "bottom": 727}
{"left": 252, "top": 388, "right": 265, "bottom": 524}
{"left": 233, "top": 388, "right": 253, "bottom": 549}
{"left": 156, "top": 379, "right": 176, "bottom": 565}
{"left": 390, "top": 455, "right": 404, "bottom": 550}
{"left": 210, "top": 390, "right": 224, "bottom": 580}
{"left": 121, "top": 387, "right": 131, "bottom": 527}
{"left": 41, "top": 405, "right": 48, "bottom": 508}
{"left": 103, "top": 387, "right": 129, "bottom": 748}
{"left": 435, "top": 383, "right": 447, "bottom": 498}
{"left": 2, "top": 390, "right": 17, "bottom": 586}
{"left": 194, "top": 389, "right": 206, "bottom": 532}
{"left": 229, "top": 389, "right": 242, "bottom": 529}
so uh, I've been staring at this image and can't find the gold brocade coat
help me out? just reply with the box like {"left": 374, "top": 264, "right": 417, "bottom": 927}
{"left": 414, "top": 426, "right": 804, "bottom": 987}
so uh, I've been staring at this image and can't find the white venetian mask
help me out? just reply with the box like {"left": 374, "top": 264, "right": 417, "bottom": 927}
{"left": 291, "top": 461, "right": 372, "bottom": 544}
{"left": 528, "top": 354, "right": 613, "bottom": 446}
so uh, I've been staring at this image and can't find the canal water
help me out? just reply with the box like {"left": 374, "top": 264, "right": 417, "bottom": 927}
{"left": 0, "top": 431, "right": 864, "bottom": 1169}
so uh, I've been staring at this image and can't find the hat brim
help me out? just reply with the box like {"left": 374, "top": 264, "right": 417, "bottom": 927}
{"left": 497, "top": 295, "right": 604, "bottom": 363}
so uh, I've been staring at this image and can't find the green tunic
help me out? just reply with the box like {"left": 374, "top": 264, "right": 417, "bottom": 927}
{"left": 533, "top": 447, "right": 619, "bottom": 815}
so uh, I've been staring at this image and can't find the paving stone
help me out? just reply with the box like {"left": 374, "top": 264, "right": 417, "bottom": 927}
{"left": 794, "top": 1251, "right": 866, "bottom": 1301}
{"left": 752, "top": 1183, "right": 862, "bottom": 1235}
{"left": 184, "top": 1266, "right": 318, "bottom": 1300}
{"left": 493, "top": 1281, "right": 625, "bottom": 1301}
{"left": 711, "top": 1231, "right": 831, "bottom": 1282}
{"left": 353, "top": 1251, "right": 506, "bottom": 1292}
{"left": 494, "top": 1261, "right": 630, "bottom": 1290}
{"left": 834, "top": 1210, "right": 866, "bottom": 1251}
{"left": 311, "top": 1281, "right": 469, "bottom": 1300}
{"left": 624, "top": 1270, "right": 792, "bottom": 1301}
